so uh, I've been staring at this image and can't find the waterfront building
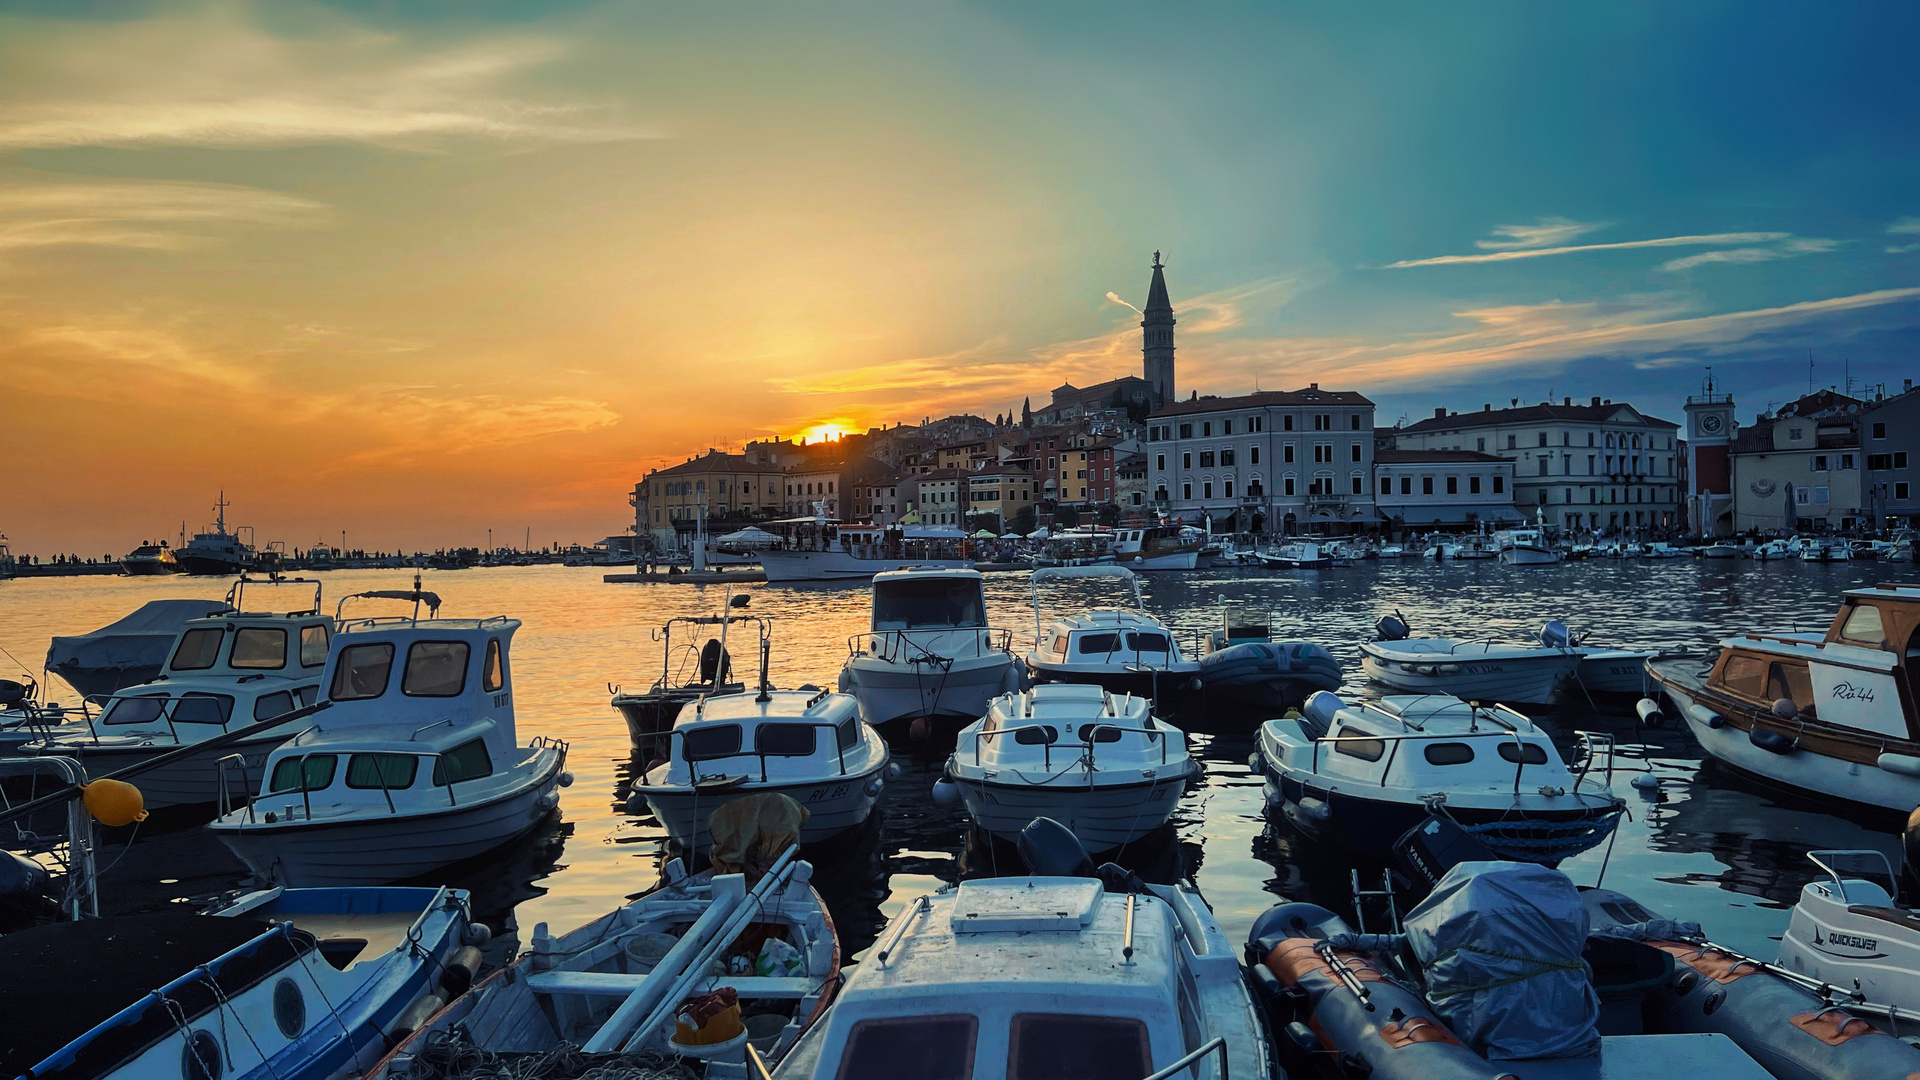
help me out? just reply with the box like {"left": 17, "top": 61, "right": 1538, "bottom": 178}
{"left": 635, "top": 449, "right": 786, "bottom": 548}
{"left": 1116, "top": 452, "right": 1148, "bottom": 510}
{"left": 1033, "top": 376, "right": 1157, "bottom": 426}
{"left": 1372, "top": 449, "right": 1521, "bottom": 533}
{"left": 1391, "top": 396, "right": 1683, "bottom": 534}
{"left": 966, "top": 465, "right": 1040, "bottom": 532}
{"left": 906, "top": 468, "right": 969, "bottom": 526}
{"left": 1728, "top": 390, "right": 1865, "bottom": 533}
{"left": 1682, "top": 373, "right": 1738, "bottom": 537}
{"left": 784, "top": 460, "right": 846, "bottom": 518}
{"left": 1148, "top": 385, "right": 1378, "bottom": 533}
{"left": 1863, "top": 379, "right": 1919, "bottom": 529}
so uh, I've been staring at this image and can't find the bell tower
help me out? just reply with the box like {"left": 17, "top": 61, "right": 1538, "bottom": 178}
{"left": 1683, "top": 368, "right": 1737, "bottom": 536}
{"left": 1142, "top": 251, "right": 1175, "bottom": 405}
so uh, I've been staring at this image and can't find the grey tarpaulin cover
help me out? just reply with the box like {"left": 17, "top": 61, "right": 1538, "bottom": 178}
{"left": 45, "top": 599, "right": 233, "bottom": 698}
{"left": 1402, "top": 859, "right": 1600, "bottom": 1060}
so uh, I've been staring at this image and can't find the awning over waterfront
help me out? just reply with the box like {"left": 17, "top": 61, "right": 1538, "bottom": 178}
{"left": 1380, "top": 505, "right": 1526, "bottom": 525}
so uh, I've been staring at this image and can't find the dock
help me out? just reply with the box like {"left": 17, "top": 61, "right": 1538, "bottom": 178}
{"left": 603, "top": 569, "right": 768, "bottom": 584}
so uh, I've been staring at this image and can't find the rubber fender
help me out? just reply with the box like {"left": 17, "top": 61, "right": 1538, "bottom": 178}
{"left": 1635, "top": 698, "right": 1665, "bottom": 727}
{"left": 1643, "top": 940, "right": 1920, "bottom": 1080}
{"left": 387, "top": 989, "right": 447, "bottom": 1042}
{"left": 1748, "top": 727, "right": 1796, "bottom": 755}
{"left": 441, "top": 945, "right": 485, "bottom": 996}
{"left": 1877, "top": 752, "right": 1920, "bottom": 778}
{"left": 1686, "top": 704, "right": 1726, "bottom": 730}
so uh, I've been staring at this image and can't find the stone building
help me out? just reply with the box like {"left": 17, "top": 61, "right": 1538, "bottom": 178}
{"left": 1863, "top": 380, "right": 1919, "bottom": 529}
{"left": 1373, "top": 449, "right": 1522, "bottom": 532}
{"left": 1729, "top": 390, "right": 1866, "bottom": 533}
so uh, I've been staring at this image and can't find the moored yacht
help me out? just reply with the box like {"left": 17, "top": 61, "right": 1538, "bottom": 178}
{"left": 208, "top": 603, "right": 569, "bottom": 886}
{"left": 1644, "top": 581, "right": 1920, "bottom": 817}
{"left": 176, "top": 492, "right": 260, "bottom": 576}
{"left": 119, "top": 540, "right": 183, "bottom": 575}
{"left": 759, "top": 523, "right": 970, "bottom": 582}
{"left": 837, "top": 567, "right": 1021, "bottom": 736}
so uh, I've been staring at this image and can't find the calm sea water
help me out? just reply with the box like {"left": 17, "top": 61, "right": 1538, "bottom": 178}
{"left": 0, "top": 558, "right": 1906, "bottom": 965}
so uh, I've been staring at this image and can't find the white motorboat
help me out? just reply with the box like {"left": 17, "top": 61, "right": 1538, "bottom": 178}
{"left": 1257, "top": 540, "right": 1331, "bottom": 570}
{"left": 1701, "top": 541, "right": 1744, "bottom": 559}
{"left": 1777, "top": 849, "right": 1920, "bottom": 1016}
{"left": 1801, "top": 537, "right": 1852, "bottom": 563}
{"left": 770, "top": 825, "right": 1273, "bottom": 1080}
{"left": 2, "top": 884, "right": 478, "bottom": 1080}
{"left": 1253, "top": 691, "right": 1625, "bottom": 862}
{"left": 1750, "top": 539, "right": 1793, "bottom": 561}
{"left": 1024, "top": 564, "right": 1200, "bottom": 705}
{"left": 1360, "top": 612, "right": 1581, "bottom": 703}
{"left": 1642, "top": 542, "right": 1688, "bottom": 559}
{"left": 374, "top": 839, "right": 837, "bottom": 1076}
{"left": 1496, "top": 526, "right": 1563, "bottom": 565}
{"left": 1376, "top": 544, "right": 1409, "bottom": 558}
{"left": 632, "top": 685, "right": 891, "bottom": 852}
{"left": 759, "top": 523, "right": 970, "bottom": 582}
{"left": 208, "top": 604, "right": 569, "bottom": 886}
{"left": 943, "top": 685, "right": 1195, "bottom": 851}
{"left": 1645, "top": 582, "right": 1920, "bottom": 817}
{"left": 1109, "top": 524, "right": 1202, "bottom": 570}
{"left": 19, "top": 580, "right": 334, "bottom": 808}
{"left": 836, "top": 567, "right": 1021, "bottom": 735}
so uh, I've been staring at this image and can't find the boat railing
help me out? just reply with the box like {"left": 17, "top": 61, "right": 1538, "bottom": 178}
{"left": 1310, "top": 727, "right": 1540, "bottom": 795}
{"left": 968, "top": 721, "right": 1172, "bottom": 770}
{"left": 1143, "top": 1037, "right": 1229, "bottom": 1080}
{"left": 669, "top": 723, "right": 852, "bottom": 786}
{"left": 0, "top": 755, "right": 97, "bottom": 919}
{"left": 848, "top": 627, "right": 1014, "bottom": 662}
{"left": 1806, "top": 849, "right": 1899, "bottom": 902}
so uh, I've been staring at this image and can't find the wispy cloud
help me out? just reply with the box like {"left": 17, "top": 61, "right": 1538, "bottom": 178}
{"left": 0, "top": 6, "right": 655, "bottom": 150}
{"left": 0, "top": 177, "right": 326, "bottom": 255}
{"left": 1386, "top": 231, "right": 1789, "bottom": 268}
{"left": 1474, "top": 218, "right": 1605, "bottom": 250}
{"left": 1661, "top": 237, "right": 1838, "bottom": 272}
{"left": 1887, "top": 216, "right": 1920, "bottom": 253}
{"left": 1104, "top": 291, "right": 1142, "bottom": 316}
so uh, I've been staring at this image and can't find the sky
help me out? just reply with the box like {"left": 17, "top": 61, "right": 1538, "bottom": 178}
{"left": 2, "top": 1, "right": 1917, "bottom": 554}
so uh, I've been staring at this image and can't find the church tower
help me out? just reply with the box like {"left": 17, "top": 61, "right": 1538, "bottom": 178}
{"left": 1142, "top": 251, "right": 1175, "bottom": 405}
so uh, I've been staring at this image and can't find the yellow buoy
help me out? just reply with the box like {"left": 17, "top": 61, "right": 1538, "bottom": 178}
{"left": 81, "top": 779, "right": 148, "bottom": 827}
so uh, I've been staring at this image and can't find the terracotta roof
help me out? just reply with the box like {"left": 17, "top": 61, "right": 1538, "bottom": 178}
{"left": 648, "top": 451, "right": 782, "bottom": 477}
{"left": 1375, "top": 449, "right": 1512, "bottom": 465}
{"left": 1151, "top": 387, "right": 1373, "bottom": 418}
{"left": 1399, "top": 400, "right": 1676, "bottom": 434}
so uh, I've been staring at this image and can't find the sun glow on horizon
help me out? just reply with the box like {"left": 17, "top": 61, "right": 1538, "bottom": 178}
{"left": 796, "top": 422, "right": 852, "bottom": 444}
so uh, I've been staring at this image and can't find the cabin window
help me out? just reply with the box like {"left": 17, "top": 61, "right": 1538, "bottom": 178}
{"left": 835, "top": 1015, "right": 976, "bottom": 1080}
{"left": 759, "top": 723, "right": 818, "bottom": 756}
{"left": 103, "top": 693, "right": 168, "bottom": 725}
{"left": 1126, "top": 632, "right": 1171, "bottom": 652}
{"left": 1051, "top": 635, "right": 1069, "bottom": 655}
{"left": 174, "top": 693, "right": 235, "bottom": 724}
{"left": 1424, "top": 742, "right": 1476, "bottom": 765}
{"left": 253, "top": 690, "right": 296, "bottom": 721}
{"left": 231, "top": 627, "right": 287, "bottom": 669}
{"left": 171, "top": 627, "right": 225, "bottom": 671}
{"left": 1007, "top": 1014, "right": 1151, "bottom": 1080}
{"left": 299, "top": 625, "right": 329, "bottom": 667}
{"left": 836, "top": 717, "right": 861, "bottom": 750}
{"left": 1333, "top": 727, "right": 1385, "bottom": 761}
{"left": 683, "top": 724, "right": 744, "bottom": 761}
{"left": 271, "top": 755, "right": 337, "bottom": 793}
{"left": 483, "top": 639, "right": 505, "bottom": 692}
{"left": 296, "top": 685, "right": 318, "bottom": 707}
{"left": 1013, "top": 725, "right": 1059, "bottom": 745}
{"left": 346, "top": 753, "right": 419, "bottom": 789}
{"left": 1076, "top": 633, "right": 1123, "bottom": 655}
{"left": 1496, "top": 742, "right": 1551, "bottom": 765}
{"left": 1719, "top": 653, "right": 1769, "bottom": 699}
{"left": 1839, "top": 604, "right": 1886, "bottom": 646}
{"left": 1767, "top": 662, "right": 1817, "bottom": 715}
{"left": 873, "top": 577, "right": 986, "bottom": 630}
{"left": 331, "top": 643, "right": 395, "bottom": 700}
{"left": 433, "top": 739, "right": 494, "bottom": 784}
{"left": 402, "top": 641, "right": 470, "bottom": 697}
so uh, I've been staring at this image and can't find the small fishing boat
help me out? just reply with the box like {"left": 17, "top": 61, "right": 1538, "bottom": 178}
{"left": 771, "top": 819, "right": 1273, "bottom": 1080}
{"left": 942, "top": 685, "right": 1195, "bottom": 851}
{"left": 1801, "top": 538, "right": 1851, "bottom": 563}
{"left": 207, "top": 598, "right": 570, "bottom": 886}
{"left": 1750, "top": 539, "right": 1793, "bottom": 560}
{"left": 837, "top": 567, "right": 1021, "bottom": 736}
{"left": 1253, "top": 691, "right": 1625, "bottom": 862}
{"left": 1496, "top": 526, "right": 1563, "bottom": 565}
{"left": 1702, "top": 541, "right": 1744, "bottom": 559}
{"left": 1109, "top": 523, "right": 1203, "bottom": 570}
{"left": 1644, "top": 582, "right": 1920, "bottom": 818}
{"left": 1360, "top": 612, "right": 1581, "bottom": 703}
{"left": 1024, "top": 565, "right": 1201, "bottom": 708}
{"left": 1, "top": 885, "right": 479, "bottom": 1080}
{"left": 610, "top": 603, "right": 757, "bottom": 749}
{"left": 630, "top": 681, "right": 891, "bottom": 852}
{"left": 1258, "top": 540, "right": 1332, "bottom": 570}
{"left": 42, "top": 598, "right": 235, "bottom": 700}
{"left": 372, "top": 827, "right": 837, "bottom": 1077}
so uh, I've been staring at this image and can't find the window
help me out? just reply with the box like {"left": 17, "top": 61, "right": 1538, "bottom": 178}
{"left": 1351, "top": 444, "right": 1362, "bottom": 462}
{"left": 1183, "top": 483, "right": 1192, "bottom": 499}
{"left": 347, "top": 753, "right": 418, "bottom": 789}
{"left": 231, "top": 627, "right": 287, "bottom": 669}
{"left": 1182, "top": 452, "right": 1192, "bottom": 469}
{"left": 1539, "top": 458, "right": 1550, "bottom": 476}
{"left": 1155, "top": 453, "right": 1165, "bottom": 471}
{"left": 434, "top": 739, "right": 494, "bottom": 784}
{"left": 299, "top": 625, "right": 329, "bottom": 667}
{"left": 1351, "top": 415, "right": 1362, "bottom": 430}
{"left": 1493, "top": 476, "right": 1505, "bottom": 494}
{"left": 1201, "top": 422, "right": 1212, "bottom": 436}
{"left": 170, "top": 692, "right": 233, "bottom": 725}
{"left": 103, "top": 693, "right": 168, "bottom": 725}
{"left": 1425, "top": 742, "right": 1476, "bottom": 765}
{"left": 1226, "top": 479, "right": 1237, "bottom": 498}
{"left": 1284, "top": 415, "right": 1294, "bottom": 431}
{"left": 1334, "top": 727, "right": 1385, "bottom": 761}
{"left": 1254, "top": 416, "right": 1264, "bottom": 432}
{"left": 1507, "top": 434, "right": 1517, "bottom": 449}
{"left": 1127, "top": 633, "right": 1171, "bottom": 652}
{"left": 1198, "top": 451, "right": 1214, "bottom": 468}
{"left": 759, "top": 723, "right": 818, "bottom": 756}
{"left": 1178, "top": 423, "right": 1193, "bottom": 439}
{"left": 1469, "top": 475, "right": 1481, "bottom": 494}
{"left": 1380, "top": 477, "right": 1392, "bottom": 495}
{"left": 1840, "top": 604, "right": 1885, "bottom": 645}
{"left": 331, "top": 643, "right": 395, "bottom": 700}
{"left": 836, "top": 717, "right": 861, "bottom": 751}
{"left": 1870, "top": 454, "right": 1892, "bottom": 470}
{"left": 1899, "top": 452, "right": 1911, "bottom": 468}
{"left": 1250, "top": 446, "right": 1260, "bottom": 465}
{"left": 270, "top": 755, "right": 336, "bottom": 793}
{"left": 1007, "top": 1015, "right": 1150, "bottom": 1080}
{"left": 1538, "top": 432, "right": 1548, "bottom": 447}
{"left": 1422, "top": 476, "right": 1434, "bottom": 495}
{"left": 1446, "top": 476, "right": 1458, "bottom": 495}
{"left": 1873, "top": 421, "right": 1888, "bottom": 439}
{"left": 253, "top": 690, "right": 295, "bottom": 721}
{"left": 837, "top": 1016, "right": 976, "bottom": 1080}
{"left": 1284, "top": 478, "right": 1295, "bottom": 496}
{"left": 1202, "top": 482, "right": 1213, "bottom": 499}
{"left": 1221, "top": 449, "right": 1235, "bottom": 466}
{"left": 1496, "top": 742, "right": 1551, "bottom": 765}
{"left": 171, "top": 628, "right": 225, "bottom": 671}
{"left": 1284, "top": 444, "right": 1295, "bottom": 464}
{"left": 480, "top": 639, "right": 505, "bottom": 693}
{"left": 1789, "top": 426, "right": 1804, "bottom": 441}
{"left": 1900, "top": 483, "right": 1912, "bottom": 500}
{"left": 402, "top": 641, "right": 470, "bottom": 697}
{"left": 1719, "top": 653, "right": 1769, "bottom": 698}
{"left": 684, "top": 724, "right": 744, "bottom": 761}
{"left": 1476, "top": 438, "right": 1486, "bottom": 451}
{"left": 1562, "top": 432, "right": 1571, "bottom": 446}
{"left": 1767, "top": 662, "right": 1817, "bottom": 716}
{"left": 1351, "top": 475, "right": 1363, "bottom": 494}
{"left": 1840, "top": 454, "right": 1855, "bottom": 470}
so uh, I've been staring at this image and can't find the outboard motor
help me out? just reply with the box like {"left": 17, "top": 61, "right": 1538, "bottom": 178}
{"left": 1299, "top": 690, "right": 1345, "bottom": 740}
{"left": 1540, "top": 620, "right": 1572, "bottom": 649}
{"left": 0, "top": 678, "right": 29, "bottom": 709}
{"left": 1376, "top": 611, "right": 1411, "bottom": 642}
{"left": 1017, "top": 817, "right": 1095, "bottom": 878}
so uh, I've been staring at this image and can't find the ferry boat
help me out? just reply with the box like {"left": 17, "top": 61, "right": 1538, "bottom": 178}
{"left": 836, "top": 567, "right": 1021, "bottom": 735}
{"left": 119, "top": 540, "right": 183, "bottom": 575}
{"left": 1644, "top": 581, "right": 1920, "bottom": 817}
{"left": 176, "top": 493, "right": 261, "bottom": 576}
{"left": 1109, "top": 524, "right": 1202, "bottom": 570}
{"left": 759, "top": 523, "right": 971, "bottom": 582}
{"left": 207, "top": 600, "right": 569, "bottom": 886}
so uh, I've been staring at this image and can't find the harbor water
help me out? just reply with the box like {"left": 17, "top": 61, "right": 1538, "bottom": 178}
{"left": 0, "top": 559, "right": 1906, "bottom": 966}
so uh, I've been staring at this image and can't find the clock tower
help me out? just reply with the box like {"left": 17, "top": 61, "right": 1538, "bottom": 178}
{"left": 1683, "top": 369, "right": 1736, "bottom": 536}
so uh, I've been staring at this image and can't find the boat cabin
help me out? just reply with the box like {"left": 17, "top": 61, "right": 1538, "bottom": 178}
{"left": 1034, "top": 609, "right": 1187, "bottom": 671}
{"left": 646, "top": 689, "right": 867, "bottom": 787}
{"left": 872, "top": 567, "right": 988, "bottom": 630}
{"left": 1705, "top": 583, "right": 1919, "bottom": 737}
{"left": 317, "top": 617, "right": 520, "bottom": 742}
{"left": 1292, "top": 695, "right": 1575, "bottom": 793}
{"left": 965, "top": 685, "right": 1170, "bottom": 763}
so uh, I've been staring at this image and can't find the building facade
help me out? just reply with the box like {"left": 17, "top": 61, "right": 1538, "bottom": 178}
{"left": 909, "top": 469, "right": 969, "bottom": 527}
{"left": 967, "top": 465, "right": 1039, "bottom": 531}
{"left": 1147, "top": 385, "right": 1377, "bottom": 532}
{"left": 1729, "top": 391, "right": 1866, "bottom": 533}
{"left": 1863, "top": 381, "right": 1919, "bottom": 529}
{"left": 635, "top": 450, "right": 786, "bottom": 547}
{"left": 1682, "top": 374, "right": 1738, "bottom": 536}
{"left": 1373, "top": 450, "right": 1521, "bottom": 532}
{"left": 1391, "top": 397, "right": 1683, "bottom": 534}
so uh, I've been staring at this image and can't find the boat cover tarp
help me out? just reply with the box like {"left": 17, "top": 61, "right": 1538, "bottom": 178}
{"left": 713, "top": 526, "right": 780, "bottom": 546}
{"left": 707, "top": 793, "right": 808, "bottom": 885}
{"left": 1401, "top": 860, "right": 1599, "bottom": 1060}
{"left": 45, "top": 599, "right": 233, "bottom": 698}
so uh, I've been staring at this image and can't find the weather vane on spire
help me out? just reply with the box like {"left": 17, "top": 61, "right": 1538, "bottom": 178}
{"left": 1152, "top": 250, "right": 1162, "bottom": 269}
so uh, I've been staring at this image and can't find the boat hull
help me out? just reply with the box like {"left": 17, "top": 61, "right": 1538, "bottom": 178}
{"left": 949, "top": 769, "right": 1189, "bottom": 850}
{"left": 175, "top": 553, "right": 256, "bottom": 576}
{"left": 210, "top": 749, "right": 566, "bottom": 886}
{"left": 1499, "top": 546, "right": 1563, "bottom": 565}
{"left": 21, "top": 730, "right": 289, "bottom": 809}
{"left": 120, "top": 558, "right": 183, "bottom": 576}
{"left": 838, "top": 652, "right": 1023, "bottom": 730}
{"left": 1116, "top": 550, "right": 1200, "bottom": 571}
{"left": 1573, "top": 651, "right": 1658, "bottom": 695}
{"left": 637, "top": 763, "right": 886, "bottom": 851}
{"left": 760, "top": 550, "right": 970, "bottom": 582}
{"left": 1360, "top": 649, "right": 1577, "bottom": 703}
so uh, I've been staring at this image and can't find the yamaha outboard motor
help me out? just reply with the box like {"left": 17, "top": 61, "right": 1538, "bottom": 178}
{"left": 1376, "top": 611, "right": 1411, "bottom": 641}
{"left": 1017, "top": 817, "right": 1095, "bottom": 878}
{"left": 1298, "top": 690, "right": 1344, "bottom": 740}
{"left": 1541, "top": 620, "right": 1572, "bottom": 649}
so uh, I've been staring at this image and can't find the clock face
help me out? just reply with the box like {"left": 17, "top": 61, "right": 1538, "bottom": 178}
{"left": 1701, "top": 414, "right": 1724, "bottom": 433}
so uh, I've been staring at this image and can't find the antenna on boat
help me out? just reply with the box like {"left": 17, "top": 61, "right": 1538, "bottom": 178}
{"left": 757, "top": 628, "right": 772, "bottom": 703}
{"left": 411, "top": 572, "right": 423, "bottom": 623}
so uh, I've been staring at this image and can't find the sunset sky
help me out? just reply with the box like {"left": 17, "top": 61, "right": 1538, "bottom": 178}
{"left": 3, "top": 1, "right": 1916, "bottom": 554}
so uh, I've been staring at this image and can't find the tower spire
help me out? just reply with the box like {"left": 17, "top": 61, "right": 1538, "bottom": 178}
{"left": 1142, "top": 252, "right": 1175, "bottom": 404}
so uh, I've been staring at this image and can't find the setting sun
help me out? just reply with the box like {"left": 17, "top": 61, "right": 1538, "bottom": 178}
{"left": 796, "top": 422, "right": 851, "bottom": 444}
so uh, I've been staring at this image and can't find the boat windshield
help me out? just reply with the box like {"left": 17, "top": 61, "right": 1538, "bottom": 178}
{"left": 875, "top": 578, "right": 986, "bottom": 630}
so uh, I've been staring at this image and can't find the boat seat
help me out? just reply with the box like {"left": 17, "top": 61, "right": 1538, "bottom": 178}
{"left": 1846, "top": 905, "right": 1920, "bottom": 931}
{"left": 527, "top": 972, "right": 815, "bottom": 998}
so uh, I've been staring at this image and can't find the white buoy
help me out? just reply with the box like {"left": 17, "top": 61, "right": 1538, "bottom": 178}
{"left": 1631, "top": 773, "right": 1660, "bottom": 791}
